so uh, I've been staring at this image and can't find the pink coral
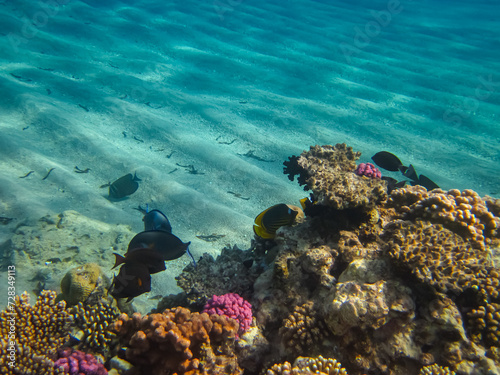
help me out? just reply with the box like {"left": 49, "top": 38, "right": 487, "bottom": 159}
{"left": 355, "top": 163, "right": 381, "bottom": 179}
{"left": 54, "top": 348, "right": 107, "bottom": 375}
{"left": 203, "top": 293, "right": 253, "bottom": 336}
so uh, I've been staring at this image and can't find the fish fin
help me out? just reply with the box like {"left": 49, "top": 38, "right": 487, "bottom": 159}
{"left": 398, "top": 165, "right": 408, "bottom": 174}
{"left": 418, "top": 174, "right": 439, "bottom": 190}
{"left": 402, "top": 164, "right": 418, "bottom": 182}
{"left": 133, "top": 172, "right": 142, "bottom": 182}
{"left": 186, "top": 247, "right": 197, "bottom": 267}
{"left": 112, "top": 253, "right": 125, "bottom": 269}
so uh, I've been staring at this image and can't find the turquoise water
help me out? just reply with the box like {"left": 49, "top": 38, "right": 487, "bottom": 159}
{"left": 0, "top": 0, "right": 499, "bottom": 308}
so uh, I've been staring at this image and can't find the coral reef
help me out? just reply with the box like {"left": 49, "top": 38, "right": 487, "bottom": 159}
{"left": 111, "top": 307, "right": 242, "bottom": 375}
{"left": 354, "top": 163, "right": 381, "bottom": 179}
{"left": 54, "top": 347, "right": 107, "bottom": 375}
{"left": 203, "top": 293, "right": 253, "bottom": 336}
{"left": 70, "top": 301, "right": 119, "bottom": 356}
{"left": 279, "top": 301, "right": 330, "bottom": 356}
{"left": 0, "top": 291, "right": 72, "bottom": 375}
{"left": 58, "top": 263, "right": 108, "bottom": 306}
{"left": 388, "top": 186, "right": 498, "bottom": 250}
{"left": 176, "top": 245, "right": 261, "bottom": 308}
{"left": 384, "top": 220, "right": 489, "bottom": 294}
{"left": 267, "top": 356, "right": 348, "bottom": 375}
{"left": 420, "top": 363, "right": 456, "bottom": 374}
{"left": 283, "top": 144, "right": 387, "bottom": 210}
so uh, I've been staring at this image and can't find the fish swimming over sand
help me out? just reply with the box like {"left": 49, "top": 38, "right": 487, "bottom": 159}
{"left": 371, "top": 151, "right": 440, "bottom": 191}
{"left": 110, "top": 262, "right": 151, "bottom": 302}
{"left": 143, "top": 209, "right": 172, "bottom": 233}
{"left": 253, "top": 204, "right": 304, "bottom": 239}
{"left": 110, "top": 208, "right": 196, "bottom": 301}
{"left": 108, "top": 172, "right": 141, "bottom": 199}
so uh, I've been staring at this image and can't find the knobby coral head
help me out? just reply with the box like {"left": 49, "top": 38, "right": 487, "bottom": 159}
{"left": 54, "top": 348, "right": 107, "bottom": 375}
{"left": 203, "top": 293, "right": 253, "bottom": 336}
{"left": 355, "top": 163, "right": 381, "bottom": 179}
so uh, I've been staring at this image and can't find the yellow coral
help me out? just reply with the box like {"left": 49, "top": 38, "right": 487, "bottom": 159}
{"left": 0, "top": 291, "right": 71, "bottom": 375}
{"left": 59, "top": 263, "right": 103, "bottom": 306}
{"left": 267, "top": 356, "right": 348, "bottom": 375}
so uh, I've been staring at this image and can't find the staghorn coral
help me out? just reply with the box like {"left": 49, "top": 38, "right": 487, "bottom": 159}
{"left": 111, "top": 307, "right": 242, "bottom": 375}
{"left": 389, "top": 186, "right": 498, "bottom": 250}
{"left": 267, "top": 355, "right": 348, "bottom": 375}
{"left": 279, "top": 301, "right": 330, "bottom": 356}
{"left": 58, "top": 263, "right": 107, "bottom": 306}
{"left": 420, "top": 363, "right": 456, "bottom": 374}
{"left": 384, "top": 220, "right": 490, "bottom": 294}
{"left": 283, "top": 144, "right": 387, "bottom": 210}
{"left": 70, "top": 301, "right": 119, "bottom": 356}
{"left": 0, "top": 290, "right": 72, "bottom": 375}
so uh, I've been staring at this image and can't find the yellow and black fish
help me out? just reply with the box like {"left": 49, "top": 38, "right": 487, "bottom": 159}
{"left": 253, "top": 203, "right": 304, "bottom": 239}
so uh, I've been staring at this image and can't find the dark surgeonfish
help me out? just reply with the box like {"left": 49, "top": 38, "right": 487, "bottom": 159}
{"left": 253, "top": 203, "right": 304, "bottom": 239}
{"left": 371, "top": 151, "right": 404, "bottom": 172}
{"left": 109, "top": 172, "right": 141, "bottom": 199}
{"left": 143, "top": 209, "right": 172, "bottom": 233}
{"left": 372, "top": 151, "right": 440, "bottom": 191}
{"left": 128, "top": 230, "right": 191, "bottom": 260}
{"left": 110, "top": 262, "right": 151, "bottom": 302}
{"left": 112, "top": 248, "right": 166, "bottom": 274}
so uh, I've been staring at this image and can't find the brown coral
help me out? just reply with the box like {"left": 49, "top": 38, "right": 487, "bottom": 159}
{"left": 420, "top": 363, "right": 456, "bottom": 374}
{"left": 384, "top": 220, "right": 490, "bottom": 294}
{"left": 389, "top": 186, "right": 498, "bottom": 250}
{"left": 58, "top": 263, "right": 106, "bottom": 306}
{"left": 279, "top": 302, "right": 329, "bottom": 355}
{"left": 111, "top": 307, "right": 242, "bottom": 375}
{"left": 267, "top": 356, "right": 348, "bottom": 375}
{"left": 283, "top": 144, "right": 387, "bottom": 210}
{"left": 0, "top": 290, "right": 72, "bottom": 375}
{"left": 70, "top": 301, "right": 119, "bottom": 355}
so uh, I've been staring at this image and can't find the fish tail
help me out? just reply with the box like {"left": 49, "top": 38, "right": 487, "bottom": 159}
{"left": 133, "top": 172, "right": 142, "bottom": 182}
{"left": 186, "top": 247, "right": 197, "bottom": 267}
{"left": 112, "top": 253, "right": 125, "bottom": 269}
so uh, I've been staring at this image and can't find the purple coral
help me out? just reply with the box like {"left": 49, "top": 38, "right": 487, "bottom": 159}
{"left": 54, "top": 348, "right": 107, "bottom": 375}
{"left": 203, "top": 293, "right": 253, "bottom": 336}
{"left": 355, "top": 162, "right": 381, "bottom": 179}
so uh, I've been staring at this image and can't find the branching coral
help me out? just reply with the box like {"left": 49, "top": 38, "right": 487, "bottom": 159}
{"left": 267, "top": 356, "right": 348, "bottom": 375}
{"left": 0, "top": 291, "right": 72, "bottom": 375}
{"left": 419, "top": 363, "right": 456, "bottom": 374}
{"left": 70, "top": 301, "right": 119, "bottom": 356}
{"left": 283, "top": 144, "right": 387, "bottom": 210}
{"left": 111, "top": 307, "right": 242, "bottom": 375}
{"left": 279, "top": 301, "right": 330, "bottom": 356}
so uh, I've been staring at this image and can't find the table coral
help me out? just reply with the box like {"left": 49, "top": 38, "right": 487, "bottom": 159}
{"left": 389, "top": 186, "right": 498, "bottom": 250}
{"left": 111, "top": 307, "right": 242, "bottom": 375}
{"left": 54, "top": 347, "right": 107, "bottom": 375}
{"left": 0, "top": 290, "right": 72, "bottom": 375}
{"left": 203, "top": 293, "right": 253, "bottom": 337}
{"left": 283, "top": 144, "right": 387, "bottom": 210}
{"left": 267, "top": 355, "right": 349, "bottom": 375}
